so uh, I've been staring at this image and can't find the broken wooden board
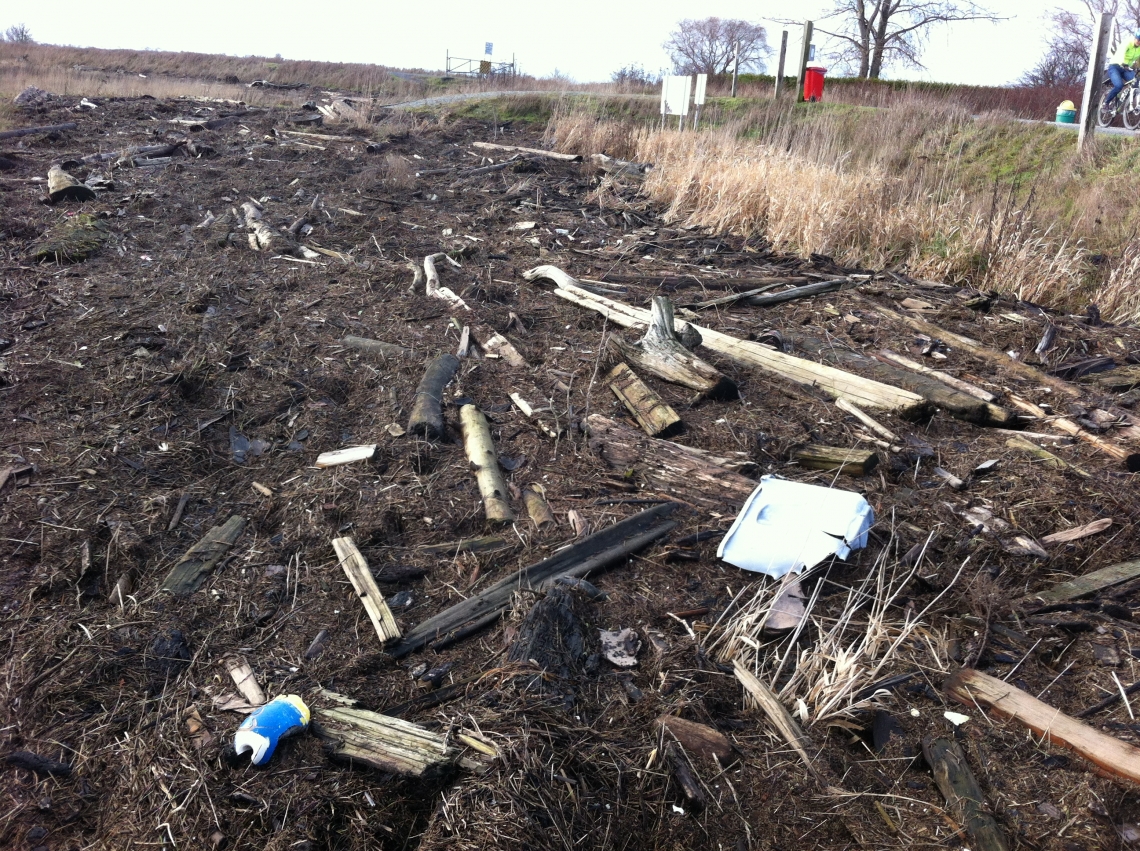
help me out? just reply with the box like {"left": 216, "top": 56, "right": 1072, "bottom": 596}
{"left": 471, "top": 140, "right": 581, "bottom": 161}
{"left": 922, "top": 737, "right": 1009, "bottom": 851}
{"left": 1020, "top": 557, "right": 1140, "bottom": 606}
{"left": 524, "top": 265, "right": 930, "bottom": 417}
{"left": 472, "top": 325, "right": 527, "bottom": 368}
{"left": 311, "top": 706, "right": 456, "bottom": 777}
{"left": 587, "top": 414, "right": 757, "bottom": 511}
{"left": 607, "top": 362, "right": 682, "bottom": 437}
{"left": 332, "top": 537, "right": 401, "bottom": 643}
{"left": 944, "top": 669, "right": 1140, "bottom": 786}
{"left": 160, "top": 515, "right": 246, "bottom": 594}
{"left": 388, "top": 502, "right": 680, "bottom": 658}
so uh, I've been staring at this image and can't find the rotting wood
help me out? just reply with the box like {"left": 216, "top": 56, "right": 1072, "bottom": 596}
{"left": 944, "top": 668, "right": 1140, "bottom": 786}
{"left": 734, "top": 661, "right": 822, "bottom": 783}
{"left": 424, "top": 253, "right": 469, "bottom": 311}
{"left": 607, "top": 362, "right": 682, "bottom": 437}
{"left": 407, "top": 354, "right": 459, "bottom": 440}
{"left": 472, "top": 140, "right": 581, "bottom": 161}
{"left": 226, "top": 657, "right": 266, "bottom": 706}
{"left": 1019, "top": 557, "right": 1140, "bottom": 606}
{"left": 793, "top": 445, "right": 879, "bottom": 476}
{"left": 315, "top": 445, "right": 376, "bottom": 468}
{"left": 1004, "top": 435, "right": 1091, "bottom": 478}
{"left": 332, "top": 537, "right": 401, "bottom": 643}
{"left": 664, "top": 741, "right": 706, "bottom": 808}
{"left": 311, "top": 706, "right": 456, "bottom": 777}
{"left": 523, "top": 265, "right": 930, "bottom": 416}
{"left": 1042, "top": 518, "right": 1113, "bottom": 545}
{"left": 608, "top": 296, "right": 737, "bottom": 400}
{"left": 587, "top": 414, "right": 756, "bottom": 511}
{"left": 388, "top": 502, "right": 680, "bottom": 658}
{"left": 506, "top": 587, "right": 587, "bottom": 691}
{"left": 522, "top": 485, "right": 557, "bottom": 532}
{"left": 459, "top": 404, "right": 515, "bottom": 524}
{"left": 922, "top": 736, "right": 1009, "bottom": 851}
{"left": 47, "top": 165, "right": 96, "bottom": 203}
{"left": 340, "top": 335, "right": 411, "bottom": 358}
{"left": 0, "top": 122, "right": 77, "bottom": 141}
{"left": 241, "top": 202, "right": 289, "bottom": 253}
{"left": 657, "top": 715, "right": 733, "bottom": 763}
{"left": 472, "top": 325, "right": 527, "bottom": 367}
{"left": 1008, "top": 395, "right": 1134, "bottom": 464}
{"left": 878, "top": 350, "right": 997, "bottom": 402}
{"left": 160, "top": 515, "right": 246, "bottom": 594}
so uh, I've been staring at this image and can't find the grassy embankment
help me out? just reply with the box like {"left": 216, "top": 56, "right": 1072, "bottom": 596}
{"left": 545, "top": 95, "right": 1140, "bottom": 322}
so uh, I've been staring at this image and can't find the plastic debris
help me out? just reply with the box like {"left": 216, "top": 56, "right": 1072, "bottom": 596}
{"left": 233, "top": 695, "right": 310, "bottom": 765}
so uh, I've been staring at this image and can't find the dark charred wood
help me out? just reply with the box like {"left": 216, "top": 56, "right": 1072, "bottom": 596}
{"left": 407, "top": 354, "right": 459, "bottom": 439}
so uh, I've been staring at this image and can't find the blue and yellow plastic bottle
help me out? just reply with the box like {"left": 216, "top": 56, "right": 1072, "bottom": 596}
{"left": 233, "top": 695, "right": 310, "bottom": 765}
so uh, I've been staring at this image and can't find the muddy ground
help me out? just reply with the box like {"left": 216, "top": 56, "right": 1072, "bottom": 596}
{"left": 2, "top": 94, "right": 1140, "bottom": 851}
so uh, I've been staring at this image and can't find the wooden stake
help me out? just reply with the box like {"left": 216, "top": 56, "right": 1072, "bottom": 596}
{"left": 332, "top": 536, "right": 401, "bottom": 643}
{"left": 1079, "top": 13, "right": 1113, "bottom": 151}
{"left": 607, "top": 363, "right": 682, "bottom": 437}
{"left": 161, "top": 516, "right": 246, "bottom": 594}
{"left": 459, "top": 404, "right": 515, "bottom": 524}
{"left": 793, "top": 445, "right": 878, "bottom": 476}
{"left": 407, "top": 354, "right": 459, "bottom": 440}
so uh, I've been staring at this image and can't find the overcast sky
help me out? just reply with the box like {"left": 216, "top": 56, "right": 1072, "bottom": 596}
{"left": 5, "top": 1, "right": 1079, "bottom": 86}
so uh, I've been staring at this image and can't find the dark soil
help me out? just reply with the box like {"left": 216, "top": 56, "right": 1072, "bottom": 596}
{"left": 2, "top": 95, "right": 1140, "bottom": 851}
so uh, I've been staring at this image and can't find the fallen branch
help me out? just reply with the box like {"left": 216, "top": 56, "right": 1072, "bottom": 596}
{"left": 424, "top": 253, "right": 469, "bottom": 311}
{"left": 459, "top": 404, "right": 515, "bottom": 524}
{"left": 408, "top": 354, "right": 459, "bottom": 440}
{"left": 472, "top": 140, "right": 580, "bottom": 162}
{"left": 0, "top": 122, "right": 77, "bottom": 141}
{"left": 922, "top": 736, "right": 1009, "bottom": 851}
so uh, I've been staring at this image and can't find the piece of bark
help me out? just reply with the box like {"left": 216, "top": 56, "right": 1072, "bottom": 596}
{"left": 944, "top": 668, "right": 1140, "bottom": 785}
{"left": 341, "top": 335, "right": 411, "bottom": 358}
{"left": 878, "top": 349, "right": 997, "bottom": 402}
{"left": 657, "top": 716, "right": 733, "bottom": 763}
{"left": 332, "top": 536, "right": 401, "bottom": 643}
{"left": 607, "top": 362, "right": 682, "bottom": 437}
{"left": 305, "top": 629, "right": 331, "bottom": 660}
{"left": 160, "top": 515, "right": 246, "bottom": 594}
{"left": 472, "top": 325, "right": 527, "bottom": 367}
{"left": 522, "top": 485, "right": 557, "bottom": 532}
{"left": 765, "top": 580, "right": 807, "bottom": 633}
{"left": 47, "top": 165, "right": 96, "bottom": 203}
{"left": 423, "top": 253, "right": 469, "bottom": 311}
{"left": 1020, "top": 557, "right": 1140, "bottom": 606}
{"left": 315, "top": 445, "right": 376, "bottom": 468}
{"left": 733, "top": 661, "right": 823, "bottom": 783}
{"left": 407, "top": 354, "right": 459, "bottom": 440}
{"left": 608, "top": 296, "right": 737, "bottom": 400}
{"left": 109, "top": 572, "right": 133, "bottom": 605}
{"left": 1004, "top": 435, "right": 1091, "bottom": 478}
{"left": 0, "top": 122, "right": 77, "bottom": 140}
{"left": 506, "top": 587, "right": 587, "bottom": 693}
{"left": 1009, "top": 395, "right": 1133, "bottom": 464}
{"left": 311, "top": 706, "right": 456, "bottom": 777}
{"left": 922, "top": 736, "right": 1009, "bottom": 851}
{"left": 459, "top": 404, "right": 515, "bottom": 524}
{"left": 472, "top": 140, "right": 581, "bottom": 161}
{"left": 793, "top": 445, "right": 878, "bottom": 476}
{"left": 664, "top": 741, "right": 706, "bottom": 808}
{"left": 587, "top": 414, "right": 756, "bottom": 511}
{"left": 524, "top": 265, "right": 930, "bottom": 416}
{"left": 1042, "top": 518, "right": 1113, "bottom": 545}
{"left": 388, "top": 502, "right": 679, "bottom": 657}
{"left": 226, "top": 657, "right": 266, "bottom": 706}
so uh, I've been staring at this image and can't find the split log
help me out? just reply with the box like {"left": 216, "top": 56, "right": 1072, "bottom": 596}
{"left": 459, "top": 404, "right": 515, "bottom": 524}
{"left": 587, "top": 414, "right": 756, "bottom": 511}
{"left": 423, "top": 253, "right": 469, "bottom": 311}
{"left": 0, "top": 122, "right": 77, "bottom": 141}
{"left": 332, "top": 537, "right": 401, "bottom": 643}
{"left": 1019, "top": 557, "right": 1140, "bottom": 606}
{"left": 1008, "top": 395, "right": 1134, "bottom": 464}
{"left": 311, "top": 706, "right": 456, "bottom": 777}
{"left": 407, "top": 354, "right": 459, "bottom": 440}
{"left": 944, "top": 668, "right": 1140, "bottom": 786}
{"left": 522, "top": 485, "right": 557, "bottom": 532}
{"left": 922, "top": 737, "right": 1009, "bottom": 851}
{"left": 340, "top": 335, "right": 411, "bottom": 358}
{"left": 1004, "top": 435, "right": 1091, "bottom": 478}
{"left": 608, "top": 297, "right": 737, "bottom": 400}
{"left": 793, "top": 445, "right": 878, "bottom": 476}
{"left": 472, "top": 325, "right": 527, "bottom": 367}
{"left": 47, "top": 165, "right": 96, "bottom": 203}
{"left": 878, "top": 349, "right": 996, "bottom": 402}
{"left": 388, "top": 502, "right": 679, "bottom": 657}
{"left": 161, "top": 515, "right": 246, "bottom": 594}
{"left": 472, "top": 140, "right": 581, "bottom": 161}
{"left": 607, "top": 362, "right": 682, "bottom": 437}
{"left": 524, "top": 265, "right": 930, "bottom": 417}
{"left": 657, "top": 716, "right": 733, "bottom": 764}
{"left": 226, "top": 657, "right": 266, "bottom": 706}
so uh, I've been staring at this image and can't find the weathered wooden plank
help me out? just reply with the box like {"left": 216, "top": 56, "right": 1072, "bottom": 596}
{"left": 793, "top": 444, "right": 879, "bottom": 476}
{"left": 161, "top": 515, "right": 246, "bottom": 594}
{"left": 1021, "top": 558, "right": 1140, "bottom": 606}
{"left": 607, "top": 362, "right": 682, "bottom": 437}
{"left": 472, "top": 140, "right": 581, "bottom": 161}
{"left": 332, "top": 537, "right": 401, "bottom": 643}
{"left": 312, "top": 706, "right": 456, "bottom": 777}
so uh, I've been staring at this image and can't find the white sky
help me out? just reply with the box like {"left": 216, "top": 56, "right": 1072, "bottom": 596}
{"left": 5, "top": 1, "right": 1079, "bottom": 86}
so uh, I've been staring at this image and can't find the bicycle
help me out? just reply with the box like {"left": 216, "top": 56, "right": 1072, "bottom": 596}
{"left": 1098, "top": 71, "right": 1140, "bottom": 129}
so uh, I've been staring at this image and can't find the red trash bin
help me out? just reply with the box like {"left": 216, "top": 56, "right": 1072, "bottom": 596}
{"left": 804, "top": 65, "right": 827, "bottom": 102}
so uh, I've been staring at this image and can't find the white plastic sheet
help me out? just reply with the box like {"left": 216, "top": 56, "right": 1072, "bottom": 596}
{"left": 717, "top": 476, "right": 874, "bottom": 578}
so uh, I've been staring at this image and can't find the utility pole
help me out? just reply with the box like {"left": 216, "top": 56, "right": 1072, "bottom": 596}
{"left": 1079, "top": 12, "right": 1112, "bottom": 150}
{"left": 774, "top": 30, "right": 788, "bottom": 98}
{"left": 731, "top": 41, "right": 740, "bottom": 97}
{"left": 795, "top": 21, "right": 813, "bottom": 104}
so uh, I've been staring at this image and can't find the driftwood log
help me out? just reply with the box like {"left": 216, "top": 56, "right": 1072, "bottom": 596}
{"left": 388, "top": 502, "right": 679, "bottom": 657}
{"left": 608, "top": 297, "right": 737, "bottom": 400}
{"left": 471, "top": 140, "right": 581, "bottom": 161}
{"left": 424, "top": 253, "right": 469, "bottom": 311}
{"left": 407, "top": 354, "right": 459, "bottom": 439}
{"left": 607, "top": 362, "right": 682, "bottom": 437}
{"left": 459, "top": 404, "right": 515, "bottom": 524}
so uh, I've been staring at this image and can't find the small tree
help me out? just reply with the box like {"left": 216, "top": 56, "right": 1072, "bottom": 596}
{"left": 663, "top": 17, "right": 769, "bottom": 76}
{"left": 611, "top": 63, "right": 657, "bottom": 87}
{"left": 3, "top": 23, "right": 34, "bottom": 44}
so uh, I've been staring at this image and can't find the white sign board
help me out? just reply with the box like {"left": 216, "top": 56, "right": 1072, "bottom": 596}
{"left": 485, "top": 42, "right": 493, "bottom": 56}
{"left": 694, "top": 74, "right": 708, "bottom": 106}
{"left": 660, "top": 75, "right": 692, "bottom": 117}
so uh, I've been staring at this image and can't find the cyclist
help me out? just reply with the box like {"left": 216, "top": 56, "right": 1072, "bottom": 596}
{"left": 1106, "top": 29, "right": 1140, "bottom": 107}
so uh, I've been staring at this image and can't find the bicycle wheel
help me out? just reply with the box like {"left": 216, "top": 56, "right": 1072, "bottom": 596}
{"left": 1124, "top": 92, "right": 1140, "bottom": 129}
{"left": 1099, "top": 98, "right": 1119, "bottom": 127}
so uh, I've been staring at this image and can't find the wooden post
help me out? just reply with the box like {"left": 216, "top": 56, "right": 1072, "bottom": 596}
{"left": 1079, "top": 13, "right": 1112, "bottom": 151}
{"left": 796, "top": 22, "right": 813, "bottom": 104}
{"left": 774, "top": 31, "right": 789, "bottom": 98}
{"left": 731, "top": 41, "right": 740, "bottom": 97}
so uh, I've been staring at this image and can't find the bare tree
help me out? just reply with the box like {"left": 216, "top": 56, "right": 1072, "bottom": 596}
{"left": 1021, "top": 1, "right": 1140, "bottom": 87}
{"left": 3, "top": 23, "right": 33, "bottom": 43}
{"left": 663, "top": 18, "right": 769, "bottom": 76}
{"left": 813, "top": 1, "right": 1001, "bottom": 79}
